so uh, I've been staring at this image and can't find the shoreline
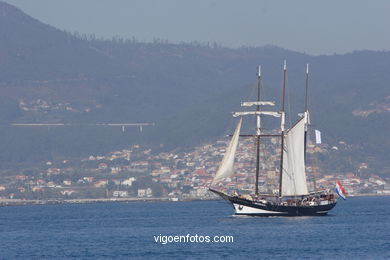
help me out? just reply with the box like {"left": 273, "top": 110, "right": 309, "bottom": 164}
{"left": 0, "top": 197, "right": 217, "bottom": 207}
{"left": 347, "top": 193, "right": 390, "bottom": 197}
{"left": 1, "top": 193, "right": 388, "bottom": 207}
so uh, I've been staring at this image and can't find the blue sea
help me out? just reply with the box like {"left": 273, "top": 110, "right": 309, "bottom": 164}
{"left": 0, "top": 196, "right": 389, "bottom": 259}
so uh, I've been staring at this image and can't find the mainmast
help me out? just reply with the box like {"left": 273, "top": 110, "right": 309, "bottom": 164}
{"left": 278, "top": 60, "right": 287, "bottom": 198}
{"left": 255, "top": 66, "right": 261, "bottom": 195}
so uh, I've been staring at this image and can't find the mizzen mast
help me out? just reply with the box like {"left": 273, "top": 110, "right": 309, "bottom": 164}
{"left": 304, "top": 64, "right": 310, "bottom": 160}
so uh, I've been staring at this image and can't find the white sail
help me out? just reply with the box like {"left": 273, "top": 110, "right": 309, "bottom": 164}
{"left": 212, "top": 118, "right": 242, "bottom": 185}
{"left": 241, "top": 101, "right": 275, "bottom": 107}
{"left": 281, "top": 118, "right": 308, "bottom": 196}
{"left": 233, "top": 111, "right": 281, "bottom": 118}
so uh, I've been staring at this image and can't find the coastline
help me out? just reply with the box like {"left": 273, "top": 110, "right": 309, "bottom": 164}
{"left": 0, "top": 197, "right": 169, "bottom": 207}
{"left": 0, "top": 197, "right": 219, "bottom": 207}
{"left": 1, "top": 193, "right": 388, "bottom": 207}
{"left": 348, "top": 193, "right": 390, "bottom": 197}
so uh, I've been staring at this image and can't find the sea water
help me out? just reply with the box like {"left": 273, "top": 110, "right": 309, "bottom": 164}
{"left": 0, "top": 196, "right": 389, "bottom": 259}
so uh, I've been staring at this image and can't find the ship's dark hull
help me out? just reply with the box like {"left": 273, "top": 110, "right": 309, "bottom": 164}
{"left": 210, "top": 189, "right": 337, "bottom": 217}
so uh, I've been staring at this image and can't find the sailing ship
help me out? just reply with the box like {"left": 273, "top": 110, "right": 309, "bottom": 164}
{"left": 209, "top": 61, "right": 337, "bottom": 216}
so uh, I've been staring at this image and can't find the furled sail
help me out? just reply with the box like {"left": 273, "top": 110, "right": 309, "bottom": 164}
{"left": 212, "top": 118, "right": 242, "bottom": 185}
{"left": 281, "top": 118, "right": 308, "bottom": 196}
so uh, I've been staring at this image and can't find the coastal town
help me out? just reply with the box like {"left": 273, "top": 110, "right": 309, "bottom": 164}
{"left": 0, "top": 135, "right": 389, "bottom": 205}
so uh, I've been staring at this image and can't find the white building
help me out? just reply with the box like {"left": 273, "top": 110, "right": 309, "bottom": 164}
{"left": 113, "top": 190, "right": 128, "bottom": 198}
{"left": 121, "top": 177, "right": 136, "bottom": 186}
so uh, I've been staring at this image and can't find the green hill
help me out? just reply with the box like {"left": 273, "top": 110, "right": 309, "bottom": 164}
{"left": 0, "top": 1, "right": 389, "bottom": 175}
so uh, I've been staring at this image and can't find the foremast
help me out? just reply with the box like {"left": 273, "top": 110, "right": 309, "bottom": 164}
{"left": 255, "top": 66, "right": 261, "bottom": 195}
{"left": 233, "top": 67, "right": 281, "bottom": 195}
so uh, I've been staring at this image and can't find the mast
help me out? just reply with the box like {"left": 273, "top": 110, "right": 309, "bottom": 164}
{"left": 304, "top": 64, "right": 318, "bottom": 192}
{"left": 255, "top": 66, "right": 261, "bottom": 195}
{"left": 232, "top": 66, "right": 280, "bottom": 194}
{"left": 304, "top": 64, "right": 309, "bottom": 160}
{"left": 278, "top": 60, "right": 287, "bottom": 197}
{"left": 304, "top": 64, "right": 309, "bottom": 112}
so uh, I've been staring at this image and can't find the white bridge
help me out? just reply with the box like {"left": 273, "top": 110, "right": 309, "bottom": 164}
{"left": 11, "top": 122, "right": 155, "bottom": 132}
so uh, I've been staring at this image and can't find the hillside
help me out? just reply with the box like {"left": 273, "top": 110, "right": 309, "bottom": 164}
{"left": 0, "top": 1, "right": 389, "bottom": 174}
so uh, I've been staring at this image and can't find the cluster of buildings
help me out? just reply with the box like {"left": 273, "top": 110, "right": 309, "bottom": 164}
{"left": 0, "top": 137, "right": 389, "bottom": 202}
{"left": 18, "top": 98, "right": 99, "bottom": 114}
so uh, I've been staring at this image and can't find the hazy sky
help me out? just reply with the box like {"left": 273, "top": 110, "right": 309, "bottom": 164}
{"left": 4, "top": 0, "right": 390, "bottom": 55}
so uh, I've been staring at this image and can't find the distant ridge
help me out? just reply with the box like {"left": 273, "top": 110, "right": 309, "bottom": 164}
{"left": 0, "top": 1, "right": 388, "bottom": 175}
{"left": 0, "top": 1, "right": 29, "bottom": 19}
